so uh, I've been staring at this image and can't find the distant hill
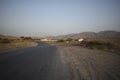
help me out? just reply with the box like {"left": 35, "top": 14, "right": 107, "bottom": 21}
{"left": 51, "top": 31, "right": 120, "bottom": 39}
{"left": 0, "top": 34, "right": 19, "bottom": 39}
{"left": 1, "top": 31, "right": 120, "bottom": 39}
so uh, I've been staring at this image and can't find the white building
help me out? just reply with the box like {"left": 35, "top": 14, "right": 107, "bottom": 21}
{"left": 41, "top": 38, "right": 57, "bottom": 42}
{"left": 78, "top": 38, "right": 84, "bottom": 42}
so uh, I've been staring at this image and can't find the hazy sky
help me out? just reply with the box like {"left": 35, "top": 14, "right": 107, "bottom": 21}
{"left": 0, "top": 0, "right": 120, "bottom": 37}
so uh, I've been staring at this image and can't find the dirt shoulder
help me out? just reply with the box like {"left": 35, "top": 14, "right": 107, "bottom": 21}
{"left": 0, "top": 40, "right": 38, "bottom": 52}
{"left": 58, "top": 45, "right": 120, "bottom": 80}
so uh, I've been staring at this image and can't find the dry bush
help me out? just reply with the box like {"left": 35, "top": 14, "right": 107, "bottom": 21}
{"left": 0, "top": 40, "right": 37, "bottom": 51}
{"left": 80, "top": 38, "right": 120, "bottom": 52}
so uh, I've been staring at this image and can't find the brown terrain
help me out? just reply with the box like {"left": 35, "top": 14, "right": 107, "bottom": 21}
{"left": 58, "top": 45, "right": 120, "bottom": 80}
{"left": 0, "top": 34, "right": 38, "bottom": 51}
{"left": 0, "top": 31, "right": 120, "bottom": 80}
{"left": 0, "top": 38, "right": 120, "bottom": 80}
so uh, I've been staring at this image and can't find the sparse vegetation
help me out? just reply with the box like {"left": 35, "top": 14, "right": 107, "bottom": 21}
{"left": 0, "top": 36, "right": 37, "bottom": 51}
{"left": 0, "top": 40, "right": 38, "bottom": 51}
{"left": 81, "top": 41, "right": 113, "bottom": 50}
{"left": 79, "top": 38, "right": 120, "bottom": 52}
{"left": 66, "top": 38, "right": 73, "bottom": 42}
{"left": 0, "top": 39, "right": 12, "bottom": 43}
{"left": 62, "top": 38, "right": 120, "bottom": 53}
{"left": 57, "top": 39, "right": 65, "bottom": 42}
{"left": 20, "top": 36, "right": 32, "bottom": 40}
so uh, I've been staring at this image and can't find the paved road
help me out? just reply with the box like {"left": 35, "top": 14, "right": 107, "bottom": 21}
{"left": 0, "top": 42, "right": 71, "bottom": 80}
{"left": 0, "top": 42, "right": 120, "bottom": 80}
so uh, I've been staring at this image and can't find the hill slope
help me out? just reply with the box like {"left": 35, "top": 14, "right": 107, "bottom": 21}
{"left": 52, "top": 31, "right": 120, "bottom": 39}
{"left": 0, "top": 34, "right": 19, "bottom": 39}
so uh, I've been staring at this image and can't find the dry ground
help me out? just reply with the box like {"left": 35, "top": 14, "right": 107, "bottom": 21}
{"left": 0, "top": 40, "right": 38, "bottom": 51}
{"left": 58, "top": 45, "right": 120, "bottom": 80}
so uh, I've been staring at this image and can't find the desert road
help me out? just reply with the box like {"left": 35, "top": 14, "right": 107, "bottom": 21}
{"left": 0, "top": 42, "right": 120, "bottom": 80}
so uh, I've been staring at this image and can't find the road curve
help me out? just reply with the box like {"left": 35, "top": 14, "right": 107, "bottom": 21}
{"left": 0, "top": 42, "right": 71, "bottom": 80}
{"left": 0, "top": 42, "right": 120, "bottom": 80}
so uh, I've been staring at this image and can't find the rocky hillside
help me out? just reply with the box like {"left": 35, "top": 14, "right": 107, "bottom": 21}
{"left": 52, "top": 31, "right": 120, "bottom": 39}
{"left": 0, "top": 34, "right": 19, "bottom": 40}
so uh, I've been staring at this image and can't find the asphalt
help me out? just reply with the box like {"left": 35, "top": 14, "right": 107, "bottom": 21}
{"left": 0, "top": 42, "right": 71, "bottom": 80}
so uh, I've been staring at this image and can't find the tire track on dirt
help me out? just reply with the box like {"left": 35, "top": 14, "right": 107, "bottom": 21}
{"left": 58, "top": 46, "right": 120, "bottom": 80}
{"left": 87, "top": 57, "right": 120, "bottom": 80}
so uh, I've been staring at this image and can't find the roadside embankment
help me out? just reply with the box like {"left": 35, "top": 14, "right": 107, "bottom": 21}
{"left": 58, "top": 46, "right": 120, "bottom": 80}
{"left": 0, "top": 40, "right": 38, "bottom": 51}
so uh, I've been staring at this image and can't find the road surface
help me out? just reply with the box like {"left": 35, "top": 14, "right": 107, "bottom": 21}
{"left": 0, "top": 42, "right": 120, "bottom": 80}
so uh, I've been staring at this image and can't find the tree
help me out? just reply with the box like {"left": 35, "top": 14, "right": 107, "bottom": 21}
{"left": 20, "top": 36, "right": 32, "bottom": 40}
{"left": 66, "top": 38, "right": 72, "bottom": 42}
{"left": 57, "top": 39, "right": 64, "bottom": 42}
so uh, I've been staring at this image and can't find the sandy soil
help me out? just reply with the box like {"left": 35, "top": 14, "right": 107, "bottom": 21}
{"left": 58, "top": 46, "right": 120, "bottom": 80}
{"left": 0, "top": 41, "right": 38, "bottom": 51}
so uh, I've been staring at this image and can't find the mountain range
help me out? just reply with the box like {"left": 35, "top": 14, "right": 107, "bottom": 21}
{"left": 0, "top": 31, "right": 120, "bottom": 39}
{"left": 0, "top": 34, "right": 19, "bottom": 39}
{"left": 47, "top": 31, "right": 120, "bottom": 39}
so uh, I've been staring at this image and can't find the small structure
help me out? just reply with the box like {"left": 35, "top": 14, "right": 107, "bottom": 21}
{"left": 41, "top": 38, "right": 48, "bottom": 42}
{"left": 78, "top": 38, "right": 84, "bottom": 42}
{"left": 41, "top": 38, "right": 57, "bottom": 42}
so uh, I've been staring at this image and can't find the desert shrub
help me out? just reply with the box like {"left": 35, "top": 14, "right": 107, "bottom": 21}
{"left": 20, "top": 36, "right": 24, "bottom": 39}
{"left": 57, "top": 39, "right": 65, "bottom": 42}
{"left": 0, "top": 39, "right": 11, "bottom": 43}
{"left": 90, "top": 45, "right": 106, "bottom": 50}
{"left": 66, "top": 38, "right": 73, "bottom": 42}
{"left": 74, "top": 39, "right": 78, "bottom": 41}
{"left": 80, "top": 41, "right": 114, "bottom": 51}
{"left": 24, "top": 37, "right": 32, "bottom": 40}
{"left": 20, "top": 36, "right": 32, "bottom": 40}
